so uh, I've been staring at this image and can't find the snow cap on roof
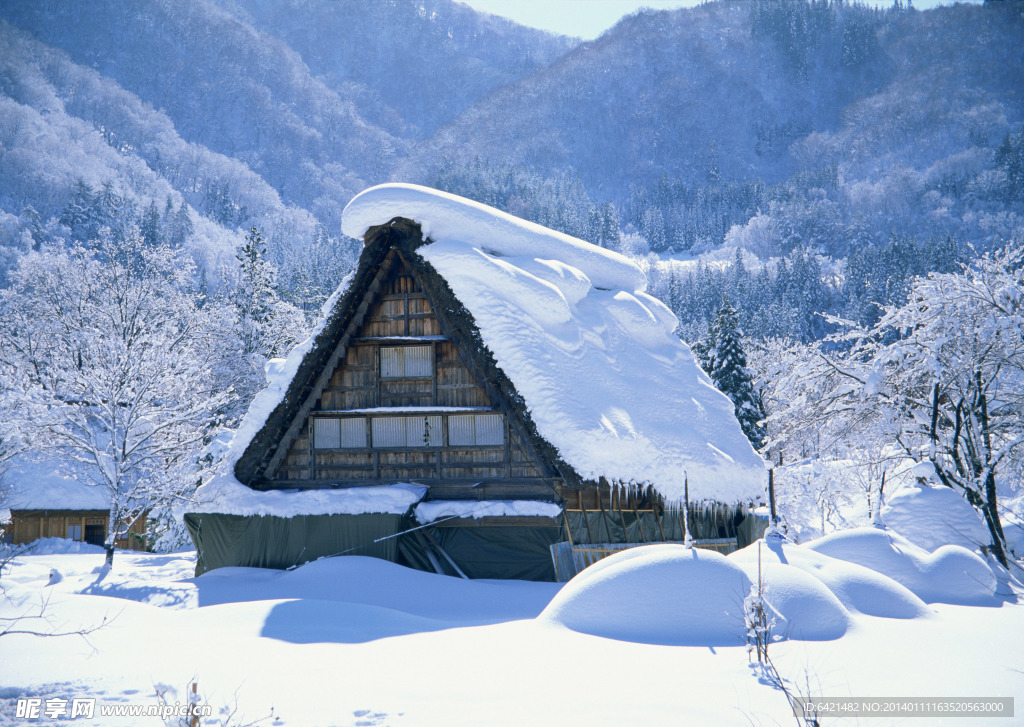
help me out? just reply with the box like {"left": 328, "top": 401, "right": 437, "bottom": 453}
{"left": 342, "top": 184, "right": 767, "bottom": 504}
{"left": 192, "top": 477, "right": 427, "bottom": 518}
{"left": 3, "top": 457, "right": 109, "bottom": 510}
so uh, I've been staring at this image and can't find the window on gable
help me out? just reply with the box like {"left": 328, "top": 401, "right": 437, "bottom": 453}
{"left": 448, "top": 413, "right": 504, "bottom": 447}
{"left": 380, "top": 346, "right": 432, "bottom": 379}
{"left": 313, "top": 417, "right": 367, "bottom": 449}
{"left": 372, "top": 415, "right": 442, "bottom": 448}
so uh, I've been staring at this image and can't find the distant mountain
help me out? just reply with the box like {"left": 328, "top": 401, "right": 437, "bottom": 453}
{"left": 0, "top": 20, "right": 305, "bottom": 280}
{"left": 405, "top": 1, "right": 1023, "bottom": 200}
{"left": 398, "top": 1, "right": 1022, "bottom": 267}
{"left": 1, "top": 0, "right": 1021, "bottom": 310}
{"left": 217, "top": 0, "right": 576, "bottom": 139}
{"left": 0, "top": 0, "right": 572, "bottom": 234}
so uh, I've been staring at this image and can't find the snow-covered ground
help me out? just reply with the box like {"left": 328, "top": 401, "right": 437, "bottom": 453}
{"left": 2, "top": 532, "right": 1022, "bottom": 727}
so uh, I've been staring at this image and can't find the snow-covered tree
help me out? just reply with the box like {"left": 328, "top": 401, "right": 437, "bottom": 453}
{"left": 139, "top": 200, "right": 163, "bottom": 247}
{"left": 704, "top": 299, "right": 767, "bottom": 450}
{"left": 232, "top": 227, "right": 295, "bottom": 359}
{"left": 0, "top": 228, "right": 231, "bottom": 566}
{"left": 766, "top": 245, "right": 1024, "bottom": 566}
{"left": 226, "top": 227, "right": 306, "bottom": 407}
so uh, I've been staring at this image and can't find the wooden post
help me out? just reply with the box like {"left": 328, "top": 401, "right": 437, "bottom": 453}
{"left": 578, "top": 492, "right": 594, "bottom": 543}
{"left": 768, "top": 467, "right": 778, "bottom": 526}
{"left": 190, "top": 682, "right": 199, "bottom": 727}
{"left": 632, "top": 502, "right": 649, "bottom": 543}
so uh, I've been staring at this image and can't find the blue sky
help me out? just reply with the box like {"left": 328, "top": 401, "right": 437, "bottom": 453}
{"left": 459, "top": 0, "right": 976, "bottom": 40}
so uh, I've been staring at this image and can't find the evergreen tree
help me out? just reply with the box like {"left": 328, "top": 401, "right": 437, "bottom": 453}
{"left": 233, "top": 226, "right": 281, "bottom": 357}
{"left": 140, "top": 200, "right": 163, "bottom": 246}
{"left": 227, "top": 227, "right": 306, "bottom": 411}
{"left": 167, "top": 203, "right": 194, "bottom": 248}
{"left": 705, "top": 298, "right": 766, "bottom": 449}
{"left": 59, "top": 180, "right": 98, "bottom": 241}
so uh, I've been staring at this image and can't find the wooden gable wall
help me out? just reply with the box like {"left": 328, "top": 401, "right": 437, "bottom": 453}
{"left": 5, "top": 510, "right": 148, "bottom": 551}
{"left": 261, "top": 253, "right": 554, "bottom": 498}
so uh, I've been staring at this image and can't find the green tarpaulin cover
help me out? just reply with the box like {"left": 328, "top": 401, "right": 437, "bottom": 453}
{"left": 185, "top": 512, "right": 406, "bottom": 576}
{"left": 186, "top": 506, "right": 765, "bottom": 579}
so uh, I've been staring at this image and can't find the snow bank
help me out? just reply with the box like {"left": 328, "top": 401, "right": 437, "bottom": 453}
{"left": 729, "top": 547, "right": 850, "bottom": 640}
{"left": 730, "top": 539, "right": 929, "bottom": 619}
{"left": 540, "top": 544, "right": 751, "bottom": 646}
{"left": 3, "top": 458, "right": 108, "bottom": 510}
{"left": 805, "top": 528, "right": 997, "bottom": 606}
{"left": 195, "top": 555, "right": 560, "bottom": 623}
{"left": 23, "top": 537, "right": 106, "bottom": 555}
{"left": 414, "top": 500, "right": 562, "bottom": 523}
{"left": 342, "top": 184, "right": 767, "bottom": 504}
{"left": 190, "top": 477, "right": 427, "bottom": 517}
{"left": 881, "top": 483, "right": 991, "bottom": 552}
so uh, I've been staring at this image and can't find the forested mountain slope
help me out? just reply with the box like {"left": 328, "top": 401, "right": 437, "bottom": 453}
{"left": 0, "top": 21, "right": 337, "bottom": 292}
{"left": 409, "top": 1, "right": 1021, "bottom": 198}
{"left": 407, "top": 1, "right": 1023, "bottom": 259}
{"left": 0, "top": 0, "right": 1021, "bottom": 339}
{"left": 0, "top": 0, "right": 571, "bottom": 235}
{"left": 218, "top": 0, "right": 575, "bottom": 139}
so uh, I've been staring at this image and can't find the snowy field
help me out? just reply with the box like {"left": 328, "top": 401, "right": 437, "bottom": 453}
{"left": 2, "top": 532, "right": 1022, "bottom": 727}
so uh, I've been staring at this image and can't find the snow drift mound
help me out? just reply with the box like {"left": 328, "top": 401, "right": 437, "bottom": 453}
{"left": 195, "top": 556, "right": 559, "bottom": 623}
{"left": 730, "top": 539, "right": 929, "bottom": 619}
{"left": 881, "top": 484, "right": 990, "bottom": 552}
{"left": 540, "top": 545, "right": 751, "bottom": 646}
{"left": 729, "top": 554, "right": 851, "bottom": 640}
{"left": 806, "top": 528, "right": 997, "bottom": 606}
{"left": 23, "top": 537, "right": 106, "bottom": 555}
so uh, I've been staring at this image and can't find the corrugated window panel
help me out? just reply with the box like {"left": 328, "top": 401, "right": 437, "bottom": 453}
{"left": 426, "top": 415, "right": 443, "bottom": 446}
{"left": 339, "top": 418, "right": 367, "bottom": 448}
{"left": 380, "top": 347, "right": 403, "bottom": 378}
{"left": 448, "top": 414, "right": 475, "bottom": 446}
{"left": 404, "top": 346, "right": 433, "bottom": 377}
{"left": 405, "top": 415, "right": 442, "bottom": 447}
{"left": 313, "top": 418, "right": 341, "bottom": 449}
{"left": 372, "top": 417, "right": 406, "bottom": 447}
{"left": 475, "top": 413, "right": 504, "bottom": 446}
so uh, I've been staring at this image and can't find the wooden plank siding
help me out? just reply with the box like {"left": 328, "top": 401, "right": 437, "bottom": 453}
{"left": 262, "top": 254, "right": 552, "bottom": 492}
{"left": 5, "top": 510, "right": 148, "bottom": 550}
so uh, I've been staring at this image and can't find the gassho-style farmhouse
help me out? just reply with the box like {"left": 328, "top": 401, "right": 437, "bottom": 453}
{"left": 185, "top": 184, "right": 769, "bottom": 581}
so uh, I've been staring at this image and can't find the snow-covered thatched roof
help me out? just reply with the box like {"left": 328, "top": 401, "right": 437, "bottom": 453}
{"left": 334, "top": 184, "right": 767, "bottom": 504}
{"left": 217, "top": 184, "right": 766, "bottom": 510}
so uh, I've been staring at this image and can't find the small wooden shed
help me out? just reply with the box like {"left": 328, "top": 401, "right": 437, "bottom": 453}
{"left": 186, "top": 184, "right": 767, "bottom": 580}
{"left": 1, "top": 461, "right": 147, "bottom": 551}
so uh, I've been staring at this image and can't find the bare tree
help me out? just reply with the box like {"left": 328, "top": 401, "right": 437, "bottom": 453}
{"left": 765, "top": 246, "right": 1024, "bottom": 567}
{"left": 0, "top": 229, "right": 231, "bottom": 567}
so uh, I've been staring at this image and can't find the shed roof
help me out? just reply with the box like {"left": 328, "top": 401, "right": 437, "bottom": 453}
{"left": 2, "top": 457, "right": 109, "bottom": 511}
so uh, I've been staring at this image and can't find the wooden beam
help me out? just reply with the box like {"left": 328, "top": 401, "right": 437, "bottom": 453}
{"left": 579, "top": 495, "right": 594, "bottom": 543}
{"left": 653, "top": 502, "right": 667, "bottom": 542}
{"left": 422, "top": 528, "right": 468, "bottom": 579}
{"left": 632, "top": 500, "right": 648, "bottom": 543}
{"left": 413, "top": 530, "right": 446, "bottom": 576}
